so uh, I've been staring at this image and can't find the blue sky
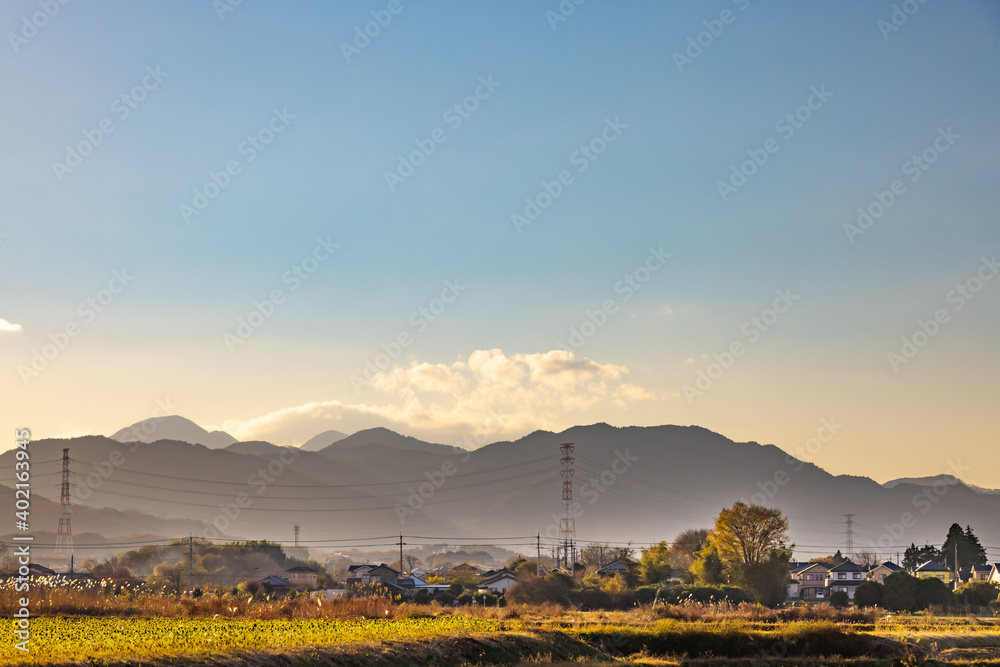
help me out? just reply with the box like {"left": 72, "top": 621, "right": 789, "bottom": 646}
{"left": 2, "top": 1, "right": 999, "bottom": 485}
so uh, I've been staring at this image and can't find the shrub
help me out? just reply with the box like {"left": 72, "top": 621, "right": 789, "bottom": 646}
{"left": 505, "top": 573, "right": 571, "bottom": 605}
{"left": 432, "top": 591, "right": 455, "bottom": 605}
{"left": 853, "top": 581, "right": 882, "bottom": 608}
{"left": 916, "top": 576, "right": 953, "bottom": 610}
{"left": 829, "top": 591, "right": 849, "bottom": 608}
{"left": 956, "top": 580, "right": 1000, "bottom": 609}
{"left": 882, "top": 571, "right": 918, "bottom": 612}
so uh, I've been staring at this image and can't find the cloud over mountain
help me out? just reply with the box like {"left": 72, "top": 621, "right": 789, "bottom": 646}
{"left": 220, "top": 349, "right": 656, "bottom": 446}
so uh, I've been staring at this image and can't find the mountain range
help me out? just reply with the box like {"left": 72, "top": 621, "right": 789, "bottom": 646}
{"left": 4, "top": 417, "right": 998, "bottom": 566}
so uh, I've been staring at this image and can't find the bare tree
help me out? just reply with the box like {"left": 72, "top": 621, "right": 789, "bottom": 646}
{"left": 581, "top": 543, "right": 613, "bottom": 568}
{"left": 669, "top": 528, "right": 710, "bottom": 570}
{"left": 853, "top": 549, "right": 880, "bottom": 568}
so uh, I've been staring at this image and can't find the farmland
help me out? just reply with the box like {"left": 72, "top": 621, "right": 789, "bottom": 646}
{"left": 3, "top": 601, "right": 1000, "bottom": 666}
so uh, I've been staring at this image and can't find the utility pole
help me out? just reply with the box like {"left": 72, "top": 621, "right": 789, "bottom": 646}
{"left": 954, "top": 541, "right": 959, "bottom": 590}
{"left": 398, "top": 534, "right": 406, "bottom": 575}
{"left": 570, "top": 539, "right": 575, "bottom": 578}
{"left": 293, "top": 523, "right": 300, "bottom": 548}
{"left": 536, "top": 533, "right": 541, "bottom": 573}
{"left": 189, "top": 535, "right": 194, "bottom": 591}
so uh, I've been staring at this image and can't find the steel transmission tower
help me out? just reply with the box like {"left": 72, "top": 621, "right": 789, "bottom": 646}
{"left": 559, "top": 443, "right": 575, "bottom": 567}
{"left": 56, "top": 448, "right": 73, "bottom": 555}
{"left": 843, "top": 514, "right": 856, "bottom": 559}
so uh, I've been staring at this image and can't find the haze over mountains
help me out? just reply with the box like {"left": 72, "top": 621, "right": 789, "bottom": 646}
{"left": 5, "top": 417, "right": 998, "bottom": 566}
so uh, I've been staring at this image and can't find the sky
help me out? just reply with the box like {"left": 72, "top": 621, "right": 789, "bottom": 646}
{"left": 2, "top": 1, "right": 998, "bottom": 487}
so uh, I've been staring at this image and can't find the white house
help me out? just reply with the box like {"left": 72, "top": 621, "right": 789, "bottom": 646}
{"left": 479, "top": 569, "right": 517, "bottom": 594}
{"left": 825, "top": 560, "right": 868, "bottom": 600}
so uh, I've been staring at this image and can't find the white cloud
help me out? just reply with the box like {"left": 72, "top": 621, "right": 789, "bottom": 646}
{"left": 0, "top": 318, "right": 22, "bottom": 332}
{"left": 221, "top": 349, "right": 655, "bottom": 446}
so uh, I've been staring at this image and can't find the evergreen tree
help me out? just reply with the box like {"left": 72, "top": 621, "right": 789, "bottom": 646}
{"left": 903, "top": 543, "right": 943, "bottom": 570}
{"left": 941, "top": 523, "right": 987, "bottom": 570}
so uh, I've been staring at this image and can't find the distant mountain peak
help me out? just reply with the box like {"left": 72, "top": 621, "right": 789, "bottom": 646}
{"left": 299, "top": 429, "right": 348, "bottom": 451}
{"left": 111, "top": 415, "right": 237, "bottom": 449}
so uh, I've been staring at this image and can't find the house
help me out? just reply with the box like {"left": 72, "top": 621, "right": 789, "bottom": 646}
{"left": 597, "top": 560, "right": 628, "bottom": 576}
{"left": 825, "top": 560, "right": 868, "bottom": 600}
{"left": 396, "top": 574, "right": 450, "bottom": 595}
{"left": 258, "top": 575, "right": 292, "bottom": 597}
{"left": 867, "top": 561, "right": 903, "bottom": 583}
{"left": 285, "top": 565, "right": 320, "bottom": 588}
{"left": 795, "top": 562, "right": 832, "bottom": 601}
{"left": 787, "top": 562, "right": 816, "bottom": 599}
{"left": 989, "top": 563, "right": 1000, "bottom": 585}
{"left": 957, "top": 563, "right": 992, "bottom": 584}
{"left": 309, "top": 589, "right": 348, "bottom": 599}
{"left": 479, "top": 569, "right": 517, "bottom": 594}
{"left": 346, "top": 563, "right": 399, "bottom": 586}
{"left": 913, "top": 560, "right": 952, "bottom": 584}
{"left": 28, "top": 563, "right": 56, "bottom": 576}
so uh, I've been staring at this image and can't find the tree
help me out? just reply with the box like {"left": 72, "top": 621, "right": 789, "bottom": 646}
{"left": 854, "top": 581, "right": 883, "bottom": 608}
{"left": 710, "top": 502, "right": 792, "bottom": 605}
{"left": 668, "top": 528, "right": 710, "bottom": 571}
{"left": 941, "top": 523, "right": 987, "bottom": 571}
{"left": 903, "top": 543, "right": 943, "bottom": 570}
{"left": 691, "top": 538, "right": 725, "bottom": 586}
{"left": 830, "top": 550, "right": 847, "bottom": 566}
{"left": 956, "top": 581, "right": 1000, "bottom": 609}
{"left": 882, "top": 571, "right": 918, "bottom": 612}
{"left": 916, "top": 576, "right": 953, "bottom": 610}
{"left": 639, "top": 541, "right": 672, "bottom": 585}
{"left": 506, "top": 573, "right": 571, "bottom": 605}
{"left": 830, "top": 590, "right": 849, "bottom": 608}
{"left": 713, "top": 502, "right": 790, "bottom": 567}
{"left": 853, "top": 549, "right": 880, "bottom": 568}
